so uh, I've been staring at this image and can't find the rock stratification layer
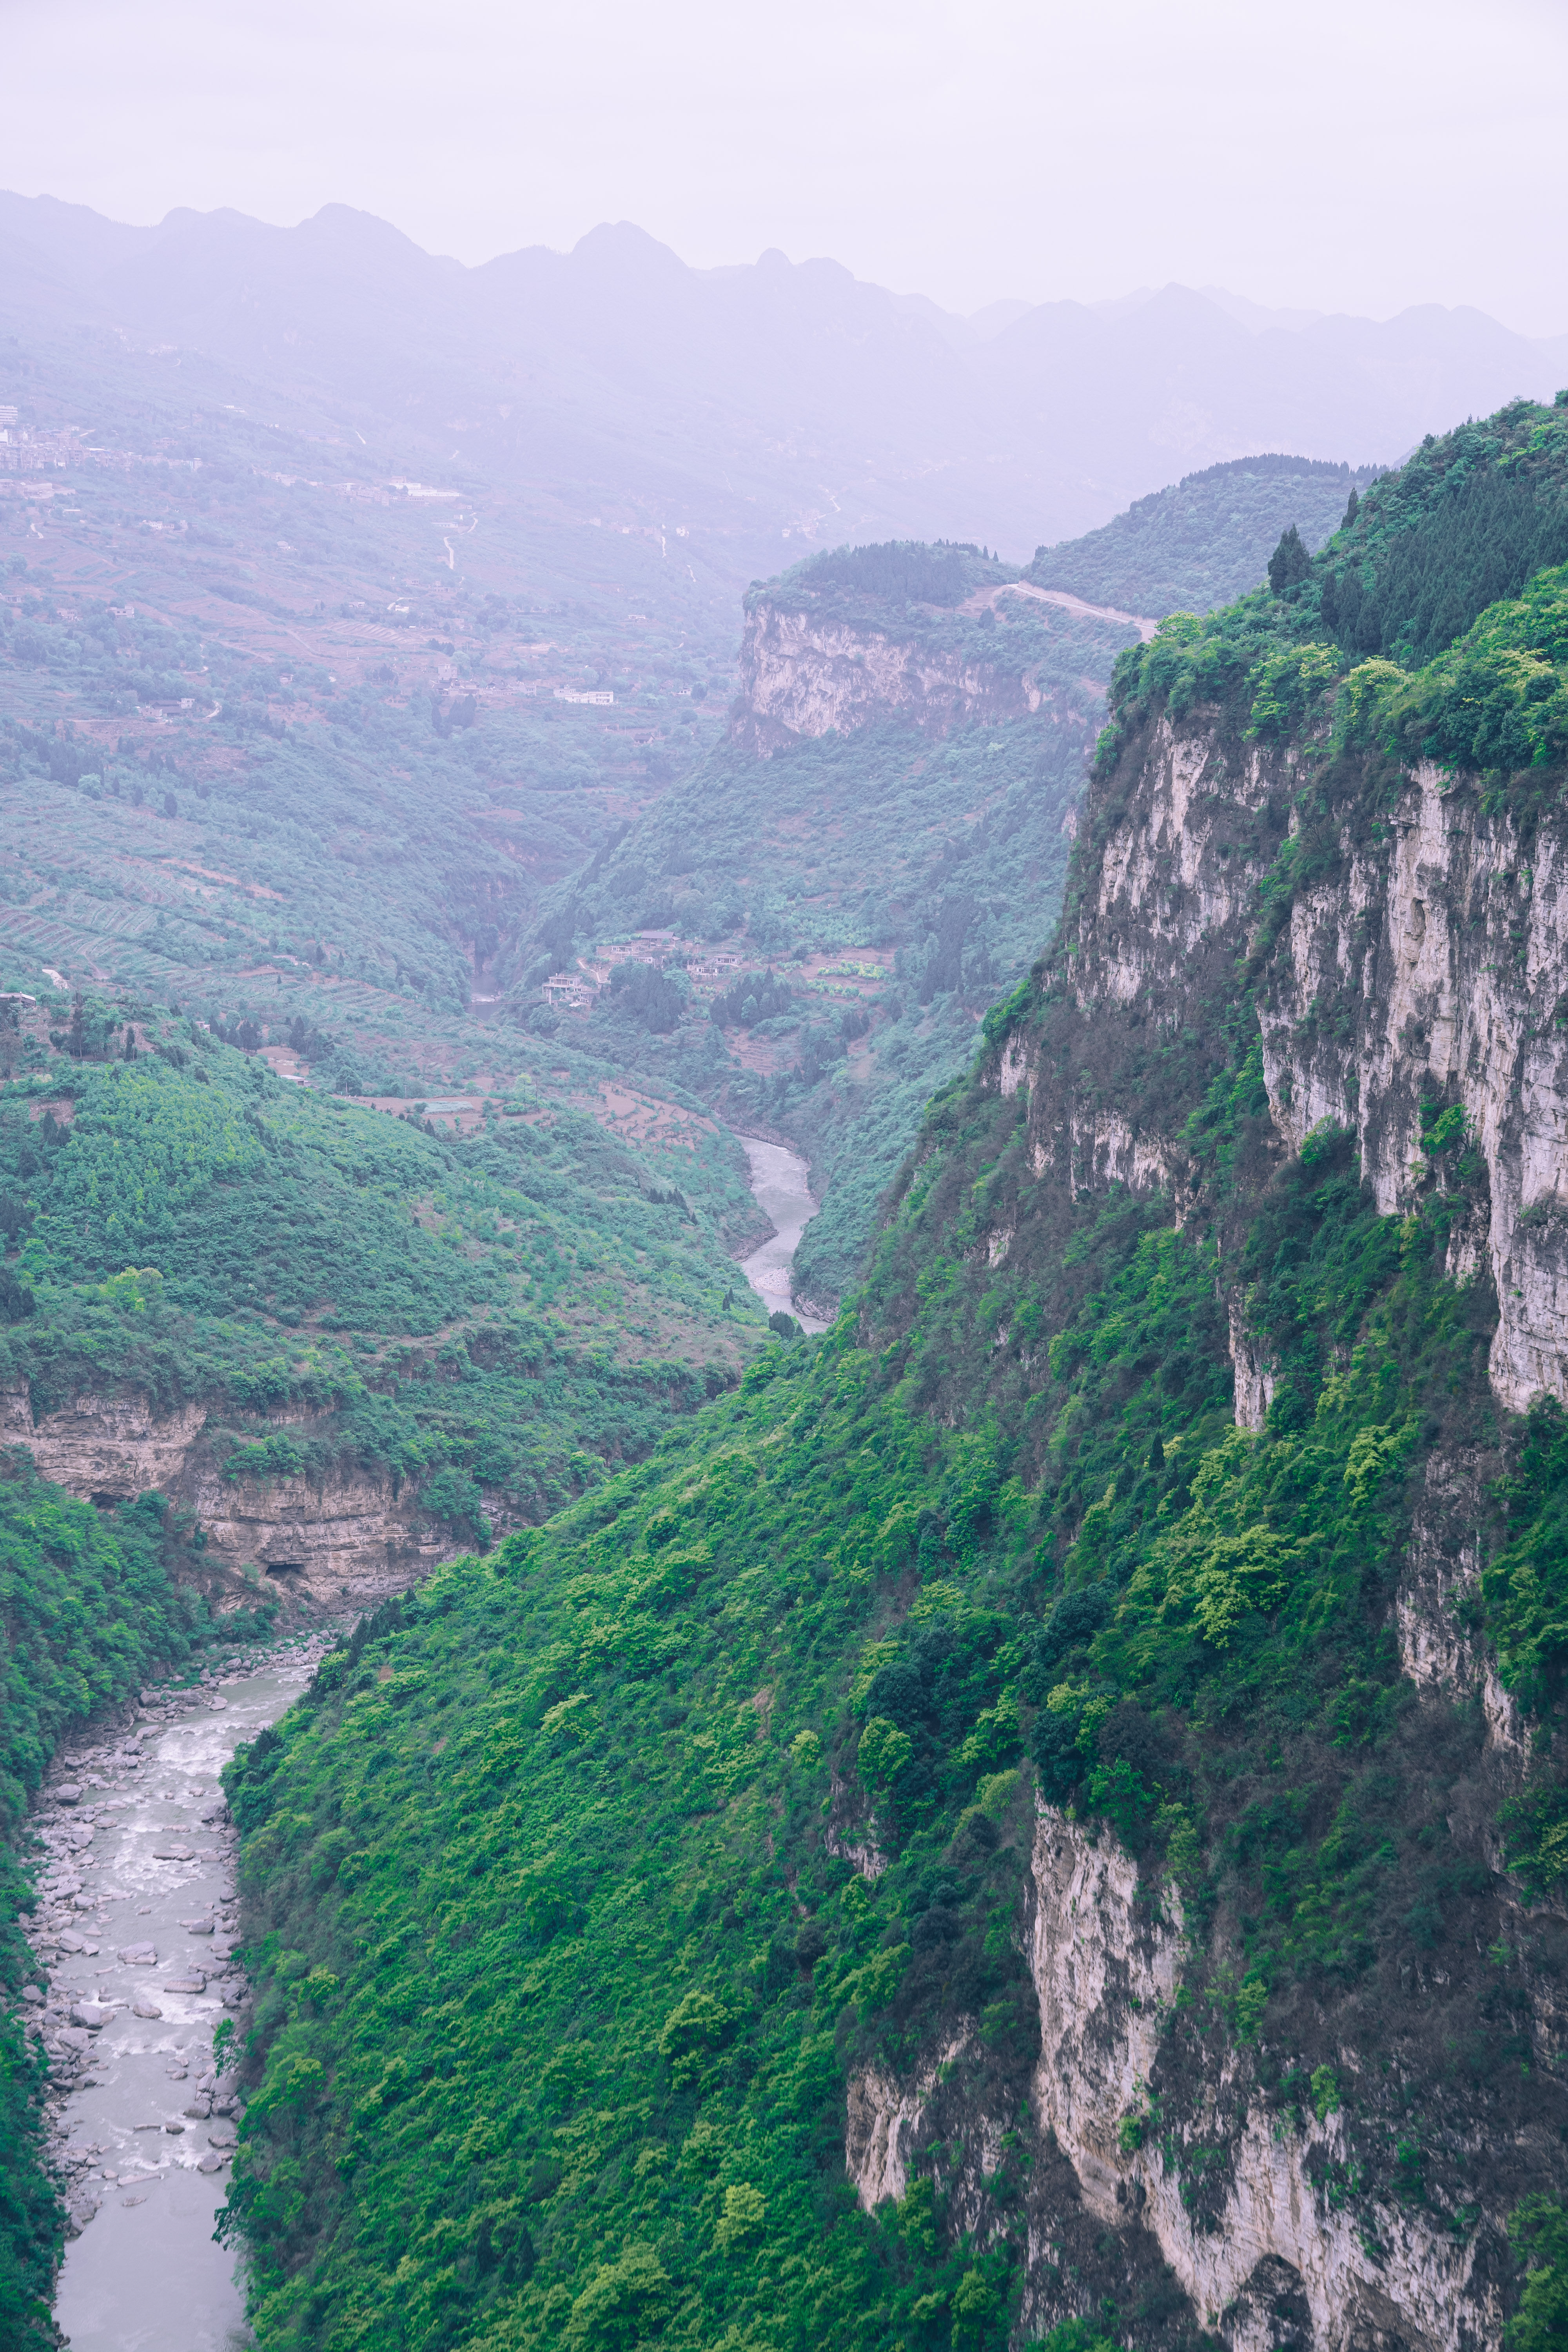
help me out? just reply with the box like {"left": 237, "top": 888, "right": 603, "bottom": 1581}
{"left": 733, "top": 597, "right": 1047, "bottom": 752}
{"left": 0, "top": 1386, "right": 456, "bottom": 1607}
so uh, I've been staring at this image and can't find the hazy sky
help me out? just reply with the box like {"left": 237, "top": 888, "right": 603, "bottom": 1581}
{"left": 7, "top": 0, "right": 1567, "bottom": 335}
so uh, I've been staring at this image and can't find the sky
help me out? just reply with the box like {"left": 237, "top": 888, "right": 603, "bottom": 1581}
{"left": 5, "top": 0, "right": 1567, "bottom": 336}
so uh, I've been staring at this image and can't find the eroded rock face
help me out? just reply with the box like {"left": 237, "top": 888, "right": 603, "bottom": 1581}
{"left": 838, "top": 701, "right": 1568, "bottom": 2347}
{"left": 993, "top": 712, "right": 1568, "bottom": 1423}
{"left": 1396, "top": 1449, "right": 1524, "bottom": 1765}
{"left": 1258, "top": 760, "right": 1568, "bottom": 1414}
{"left": 0, "top": 1386, "right": 468, "bottom": 1606}
{"left": 733, "top": 601, "right": 1042, "bottom": 751}
{"left": 846, "top": 2033, "right": 972, "bottom": 2210}
{"left": 1024, "top": 1808, "right": 1500, "bottom": 2352}
{"left": 0, "top": 1387, "right": 207, "bottom": 1496}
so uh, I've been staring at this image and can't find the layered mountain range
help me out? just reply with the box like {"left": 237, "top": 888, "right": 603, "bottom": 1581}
{"left": 5, "top": 191, "right": 1568, "bottom": 566}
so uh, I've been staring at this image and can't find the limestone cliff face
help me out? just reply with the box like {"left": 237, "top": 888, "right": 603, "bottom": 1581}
{"left": 847, "top": 1808, "right": 1513, "bottom": 2352}
{"left": 1259, "top": 758, "right": 1568, "bottom": 1415}
{"left": 0, "top": 1386, "right": 466, "bottom": 1608}
{"left": 1029, "top": 713, "right": 1568, "bottom": 1421}
{"left": 733, "top": 599, "right": 1045, "bottom": 752}
{"left": 841, "top": 697, "right": 1568, "bottom": 2348}
{"left": 1022, "top": 1811, "right": 1501, "bottom": 2352}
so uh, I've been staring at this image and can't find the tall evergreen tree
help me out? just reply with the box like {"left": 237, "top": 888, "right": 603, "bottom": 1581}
{"left": 1267, "top": 522, "right": 1312, "bottom": 594}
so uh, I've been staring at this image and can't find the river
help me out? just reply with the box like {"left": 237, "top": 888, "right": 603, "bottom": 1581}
{"left": 736, "top": 1136, "right": 828, "bottom": 1332}
{"left": 34, "top": 1637, "right": 334, "bottom": 2352}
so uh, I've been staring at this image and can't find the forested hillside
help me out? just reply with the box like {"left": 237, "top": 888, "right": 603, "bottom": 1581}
{"left": 1028, "top": 453, "right": 1382, "bottom": 617}
{"left": 218, "top": 397, "right": 1568, "bottom": 2352}
{"left": 0, "top": 1012, "right": 761, "bottom": 1532}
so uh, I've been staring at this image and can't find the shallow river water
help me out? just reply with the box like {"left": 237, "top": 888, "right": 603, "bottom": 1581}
{"left": 737, "top": 1136, "right": 828, "bottom": 1331}
{"left": 36, "top": 1639, "right": 332, "bottom": 2351}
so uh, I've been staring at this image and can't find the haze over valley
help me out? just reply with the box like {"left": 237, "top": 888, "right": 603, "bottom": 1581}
{"left": 3, "top": 28, "right": 1568, "bottom": 2351}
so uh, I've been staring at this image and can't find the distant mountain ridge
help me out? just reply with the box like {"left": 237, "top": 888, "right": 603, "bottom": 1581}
{"left": 2, "top": 194, "right": 1566, "bottom": 572}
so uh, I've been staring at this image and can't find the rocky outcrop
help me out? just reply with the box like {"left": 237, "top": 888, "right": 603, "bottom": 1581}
{"left": 0, "top": 1385, "right": 465, "bottom": 1608}
{"left": 1259, "top": 759, "right": 1568, "bottom": 1414}
{"left": 847, "top": 1807, "right": 1516, "bottom": 2351}
{"left": 1397, "top": 1448, "right": 1524, "bottom": 1763}
{"left": 733, "top": 599, "right": 1047, "bottom": 752}
{"left": 0, "top": 1387, "right": 207, "bottom": 1498}
{"left": 1023, "top": 1808, "right": 1503, "bottom": 2352}
{"left": 846, "top": 2032, "right": 973, "bottom": 2210}
{"left": 997, "top": 708, "right": 1568, "bottom": 1423}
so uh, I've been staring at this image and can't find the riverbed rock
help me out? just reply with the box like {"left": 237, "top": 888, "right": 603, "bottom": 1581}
{"left": 131, "top": 2002, "right": 163, "bottom": 2020}
{"left": 55, "top": 1785, "right": 82, "bottom": 1805}
{"left": 69, "top": 2003, "right": 113, "bottom": 2029}
{"left": 197, "top": 2152, "right": 226, "bottom": 2174}
{"left": 118, "top": 1942, "right": 158, "bottom": 1964}
{"left": 207, "top": 2120, "right": 237, "bottom": 2147}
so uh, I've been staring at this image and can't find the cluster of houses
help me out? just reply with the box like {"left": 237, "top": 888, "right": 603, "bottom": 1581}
{"left": 540, "top": 932, "right": 746, "bottom": 1014}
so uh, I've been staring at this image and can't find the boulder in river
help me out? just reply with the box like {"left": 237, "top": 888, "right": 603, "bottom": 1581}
{"left": 69, "top": 2003, "right": 114, "bottom": 2030}
{"left": 55, "top": 1785, "right": 82, "bottom": 1805}
{"left": 119, "top": 1942, "right": 158, "bottom": 1964}
{"left": 131, "top": 2001, "right": 163, "bottom": 2020}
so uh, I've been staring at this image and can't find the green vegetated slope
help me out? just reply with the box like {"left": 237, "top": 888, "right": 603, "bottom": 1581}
{"left": 0, "top": 1024, "right": 763, "bottom": 1531}
{"left": 541, "top": 545, "right": 1129, "bottom": 1303}
{"left": 0, "top": 1465, "right": 258, "bottom": 2341}
{"left": 221, "top": 407, "right": 1568, "bottom": 2352}
{"left": 1028, "top": 454, "right": 1382, "bottom": 618}
{"left": 0, "top": 555, "right": 719, "bottom": 1029}
{"left": 0, "top": 337, "right": 738, "bottom": 1123}
{"left": 1098, "top": 394, "right": 1568, "bottom": 773}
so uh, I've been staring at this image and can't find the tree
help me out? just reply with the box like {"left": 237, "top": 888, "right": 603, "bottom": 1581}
{"left": 1507, "top": 2198, "right": 1568, "bottom": 2352}
{"left": 1267, "top": 523, "right": 1312, "bottom": 595}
